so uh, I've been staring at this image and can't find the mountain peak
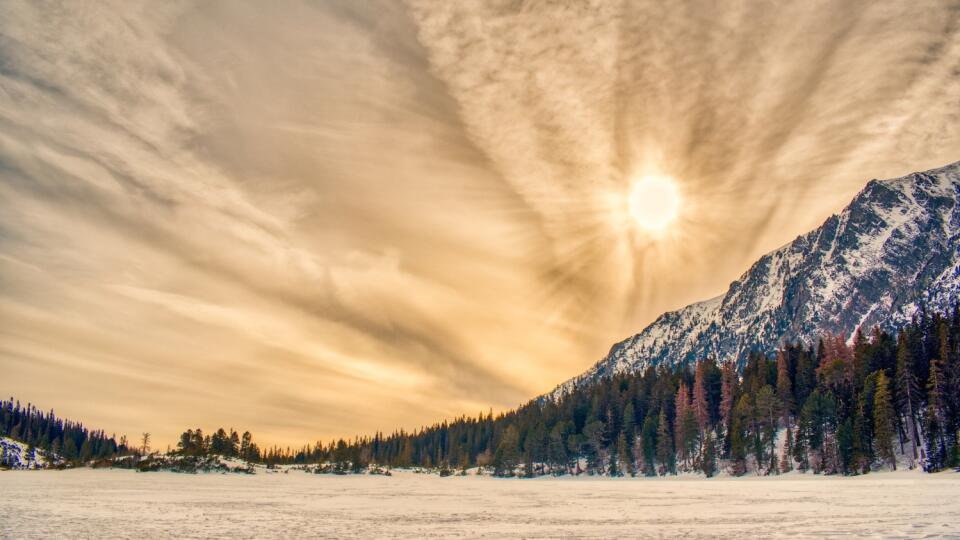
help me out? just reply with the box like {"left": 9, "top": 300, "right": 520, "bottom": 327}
{"left": 551, "top": 161, "right": 960, "bottom": 398}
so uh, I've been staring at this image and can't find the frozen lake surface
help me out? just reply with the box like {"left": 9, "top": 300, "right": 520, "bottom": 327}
{"left": 1, "top": 468, "right": 958, "bottom": 538}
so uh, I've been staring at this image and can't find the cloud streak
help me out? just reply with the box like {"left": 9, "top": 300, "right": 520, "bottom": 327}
{"left": 1, "top": 0, "right": 958, "bottom": 446}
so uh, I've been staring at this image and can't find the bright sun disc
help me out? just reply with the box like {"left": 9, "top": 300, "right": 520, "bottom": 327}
{"left": 628, "top": 175, "right": 681, "bottom": 232}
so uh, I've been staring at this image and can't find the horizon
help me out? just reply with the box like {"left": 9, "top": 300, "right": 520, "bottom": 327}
{"left": 3, "top": 1, "right": 960, "bottom": 449}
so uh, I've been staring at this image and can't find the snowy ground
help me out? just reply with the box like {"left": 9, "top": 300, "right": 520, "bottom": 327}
{"left": 1, "top": 469, "right": 958, "bottom": 539}
{"left": 0, "top": 436, "right": 51, "bottom": 469}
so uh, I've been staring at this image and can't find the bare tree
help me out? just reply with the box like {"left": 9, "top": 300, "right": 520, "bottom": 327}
{"left": 140, "top": 432, "right": 151, "bottom": 455}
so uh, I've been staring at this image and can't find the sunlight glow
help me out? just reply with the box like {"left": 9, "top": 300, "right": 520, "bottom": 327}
{"left": 627, "top": 175, "right": 682, "bottom": 233}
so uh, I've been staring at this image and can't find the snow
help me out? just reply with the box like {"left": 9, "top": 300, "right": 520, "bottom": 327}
{"left": 0, "top": 468, "right": 957, "bottom": 538}
{"left": 0, "top": 437, "right": 52, "bottom": 469}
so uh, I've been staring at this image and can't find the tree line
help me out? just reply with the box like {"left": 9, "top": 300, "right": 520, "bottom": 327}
{"left": 174, "top": 427, "right": 262, "bottom": 463}
{"left": 298, "top": 306, "right": 960, "bottom": 476}
{"left": 0, "top": 399, "right": 129, "bottom": 466}
{"left": 4, "top": 306, "right": 959, "bottom": 475}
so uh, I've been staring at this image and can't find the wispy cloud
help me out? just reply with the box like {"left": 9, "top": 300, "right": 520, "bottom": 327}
{"left": 1, "top": 0, "right": 957, "bottom": 445}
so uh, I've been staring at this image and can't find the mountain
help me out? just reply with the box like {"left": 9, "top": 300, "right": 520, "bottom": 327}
{"left": 553, "top": 160, "right": 960, "bottom": 398}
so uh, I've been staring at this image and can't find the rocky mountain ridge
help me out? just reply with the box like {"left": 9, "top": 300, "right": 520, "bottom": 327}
{"left": 552, "top": 160, "right": 960, "bottom": 398}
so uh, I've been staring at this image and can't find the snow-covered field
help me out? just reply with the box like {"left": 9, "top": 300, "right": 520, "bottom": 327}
{"left": 1, "top": 469, "right": 958, "bottom": 539}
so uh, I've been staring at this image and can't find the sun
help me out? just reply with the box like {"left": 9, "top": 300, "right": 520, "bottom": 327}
{"left": 627, "top": 174, "right": 681, "bottom": 233}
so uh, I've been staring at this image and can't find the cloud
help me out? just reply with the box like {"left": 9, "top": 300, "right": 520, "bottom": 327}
{"left": 1, "top": 0, "right": 958, "bottom": 446}
{"left": 407, "top": 0, "right": 960, "bottom": 316}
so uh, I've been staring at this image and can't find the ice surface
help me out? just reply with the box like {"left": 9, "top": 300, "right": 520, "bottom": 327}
{"left": 1, "top": 468, "right": 957, "bottom": 538}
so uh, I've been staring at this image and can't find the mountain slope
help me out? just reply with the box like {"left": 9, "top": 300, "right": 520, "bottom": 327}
{"left": 553, "top": 160, "right": 960, "bottom": 397}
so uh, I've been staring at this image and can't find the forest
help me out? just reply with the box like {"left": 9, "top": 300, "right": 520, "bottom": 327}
{"left": 0, "top": 399, "right": 128, "bottom": 465}
{"left": 288, "top": 306, "right": 960, "bottom": 476}
{"left": 3, "top": 307, "right": 959, "bottom": 476}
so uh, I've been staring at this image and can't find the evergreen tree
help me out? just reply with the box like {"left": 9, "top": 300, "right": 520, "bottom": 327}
{"left": 614, "top": 431, "right": 630, "bottom": 477}
{"left": 924, "top": 358, "right": 948, "bottom": 471}
{"left": 837, "top": 417, "right": 854, "bottom": 474}
{"left": 780, "top": 427, "right": 794, "bottom": 473}
{"left": 63, "top": 437, "right": 78, "bottom": 462}
{"left": 755, "top": 385, "right": 780, "bottom": 474}
{"left": 730, "top": 395, "right": 751, "bottom": 475}
{"left": 240, "top": 431, "right": 252, "bottom": 460}
{"left": 794, "top": 347, "right": 818, "bottom": 408}
{"left": 79, "top": 438, "right": 93, "bottom": 463}
{"left": 493, "top": 425, "right": 520, "bottom": 476}
{"left": 719, "top": 362, "right": 737, "bottom": 434}
{"left": 229, "top": 429, "right": 240, "bottom": 457}
{"left": 547, "top": 422, "right": 569, "bottom": 474}
{"left": 674, "top": 383, "right": 692, "bottom": 469}
{"left": 582, "top": 420, "right": 606, "bottom": 474}
{"left": 799, "top": 389, "right": 837, "bottom": 473}
{"left": 873, "top": 370, "right": 896, "bottom": 470}
{"left": 693, "top": 361, "right": 710, "bottom": 432}
{"left": 776, "top": 350, "right": 794, "bottom": 421}
{"left": 895, "top": 334, "right": 920, "bottom": 468}
{"left": 641, "top": 413, "right": 658, "bottom": 476}
{"left": 622, "top": 401, "right": 637, "bottom": 449}
{"left": 700, "top": 431, "right": 717, "bottom": 478}
{"left": 655, "top": 409, "right": 674, "bottom": 476}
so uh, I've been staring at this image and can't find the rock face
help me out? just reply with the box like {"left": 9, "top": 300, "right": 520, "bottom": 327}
{"left": 553, "top": 161, "right": 960, "bottom": 398}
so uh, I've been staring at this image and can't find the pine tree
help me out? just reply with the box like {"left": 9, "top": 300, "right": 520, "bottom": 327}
{"left": 229, "top": 429, "right": 240, "bottom": 458}
{"left": 674, "top": 383, "right": 692, "bottom": 469}
{"left": 720, "top": 362, "right": 737, "bottom": 432}
{"left": 821, "top": 431, "right": 840, "bottom": 475}
{"left": 837, "top": 417, "right": 854, "bottom": 474}
{"left": 873, "top": 370, "right": 896, "bottom": 470}
{"left": 776, "top": 350, "right": 794, "bottom": 422}
{"left": 794, "top": 347, "right": 818, "bottom": 407}
{"left": 780, "top": 426, "right": 794, "bottom": 473}
{"left": 79, "top": 438, "right": 93, "bottom": 463}
{"left": 62, "top": 437, "right": 78, "bottom": 462}
{"left": 641, "top": 414, "right": 658, "bottom": 476}
{"left": 693, "top": 361, "right": 710, "bottom": 432}
{"left": 615, "top": 431, "right": 630, "bottom": 477}
{"left": 924, "top": 358, "right": 948, "bottom": 471}
{"left": 582, "top": 420, "right": 605, "bottom": 474}
{"left": 547, "top": 423, "right": 569, "bottom": 475}
{"left": 493, "top": 425, "right": 520, "bottom": 477}
{"left": 799, "top": 389, "right": 837, "bottom": 473}
{"left": 700, "top": 430, "right": 717, "bottom": 478}
{"left": 730, "top": 395, "right": 751, "bottom": 476}
{"left": 755, "top": 385, "right": 780, "bottom": 474}
{"left": 140, "top": 432, "right": 151, "bottom": 455}
{"left": 655, "top": 409, "right": 674, "bottom": 476}
{"left": 852, "top": 374, "right": 875, "bottom": 474}
{"left": 622, "top": 401, "right": 636, "bottom": 448}
{"left": 895, "top": 334, "right": 920, "bottom": 468}
{"left": 240, "top": 431, "right": 252, "bottom": 461}
{"left": 937, "top": 319, "right": 960, "bottom": 468}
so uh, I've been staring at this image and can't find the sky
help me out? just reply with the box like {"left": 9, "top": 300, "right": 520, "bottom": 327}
{"left": 1, "top": 0, "right": 959, "bottom": 448}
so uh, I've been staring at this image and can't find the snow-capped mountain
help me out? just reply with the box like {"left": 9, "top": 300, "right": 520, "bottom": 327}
{"left": 552, "top": 160, "right": 960, "bottom": 398}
